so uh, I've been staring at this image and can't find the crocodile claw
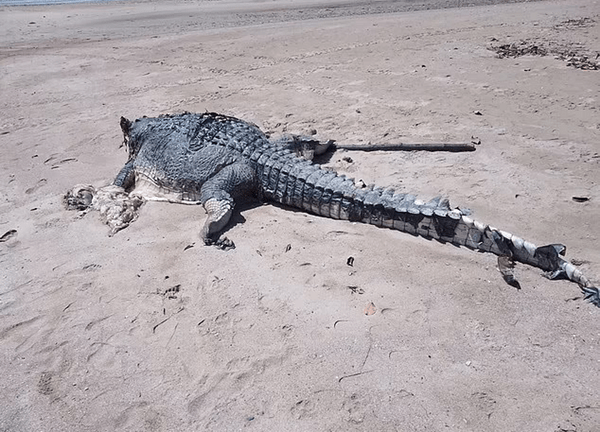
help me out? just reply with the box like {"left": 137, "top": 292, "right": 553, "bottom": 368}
{"left": 204, "top": 236, "right": 236, "bottom": 251}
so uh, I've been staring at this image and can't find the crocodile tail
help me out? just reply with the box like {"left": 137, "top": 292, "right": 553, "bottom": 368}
{"left": 258, "top": 154, "right": 599, "bottom": 307}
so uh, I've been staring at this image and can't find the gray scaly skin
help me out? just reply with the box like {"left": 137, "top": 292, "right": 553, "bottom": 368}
{"left": 65, "top": 112, "right": 600, "bottom": 307}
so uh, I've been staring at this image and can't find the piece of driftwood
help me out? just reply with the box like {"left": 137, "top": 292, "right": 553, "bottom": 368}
{"left": 333, "top": 142, "right": 477, "bottom": 152}
{"left": 279, "top": 136, "right": 479, "bottom": 159}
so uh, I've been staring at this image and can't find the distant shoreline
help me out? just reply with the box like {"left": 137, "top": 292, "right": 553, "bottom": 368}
{"left": 0, "top": 0, "right": 549, "bottom": 49}
{"left": 0, "top": 0, "right": 116, "bottom": 5}
{"left": 0, "top": 0, "right": 543, "bottom": 10}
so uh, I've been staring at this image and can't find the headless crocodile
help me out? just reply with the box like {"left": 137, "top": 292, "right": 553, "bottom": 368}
{"left": 64, "top": 112, "right": 600, "bottom": 307}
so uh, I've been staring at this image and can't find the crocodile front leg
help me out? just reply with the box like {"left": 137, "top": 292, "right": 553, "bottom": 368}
{"left": 113, "top": 160, "right": 135, "bottom": 190}
{"left": 200, "top": 162, "right": 258, "bottom": 249}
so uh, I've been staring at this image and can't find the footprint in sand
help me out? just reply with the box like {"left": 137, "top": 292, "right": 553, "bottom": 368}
{"left": 37, "top": 371, "right": 55, "bottom": 396}
{"left": 24, "top": 178, "right": 46, "bottom": 194}
{"left": 0, "top": 229, "right": 17, "bottom": 242}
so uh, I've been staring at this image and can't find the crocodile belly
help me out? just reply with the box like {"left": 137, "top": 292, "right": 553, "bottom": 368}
{"left": 131, "top": 171, "right": 203, "bottom": 205}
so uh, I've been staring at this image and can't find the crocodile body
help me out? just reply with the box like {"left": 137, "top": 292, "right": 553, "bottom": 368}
{"left": 65, "top": 111, "right": 600, "bottom": 307}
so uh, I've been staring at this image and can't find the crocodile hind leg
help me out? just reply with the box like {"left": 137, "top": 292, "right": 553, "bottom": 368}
{"left": 200, "top": 162, "right": 258, "bottom": 249}
{"left": 202, "top": 198, "right": 235, "bottom": 249}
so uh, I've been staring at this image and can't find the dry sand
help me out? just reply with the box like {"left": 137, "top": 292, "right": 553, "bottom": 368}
{"left": 1, "top": 0, "right": 600, "bottom": 430}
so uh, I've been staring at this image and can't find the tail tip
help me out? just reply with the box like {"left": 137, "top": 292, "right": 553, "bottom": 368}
{"left": 582, "top": 286, "right": 600, "bottom": 308}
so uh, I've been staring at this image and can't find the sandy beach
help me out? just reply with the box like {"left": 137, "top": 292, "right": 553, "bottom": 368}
{"left": 1, "top": 0, "right": 599, "bottom": 430}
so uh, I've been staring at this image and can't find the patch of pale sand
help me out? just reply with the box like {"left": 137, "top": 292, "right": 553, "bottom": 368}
{"left": 1, "top": 0, "right": 599, "bottom": 431}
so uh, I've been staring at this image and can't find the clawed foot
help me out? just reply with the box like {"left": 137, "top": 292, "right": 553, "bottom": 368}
{"left": 204, "top": 236, "right": 236, "bottom": 251}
